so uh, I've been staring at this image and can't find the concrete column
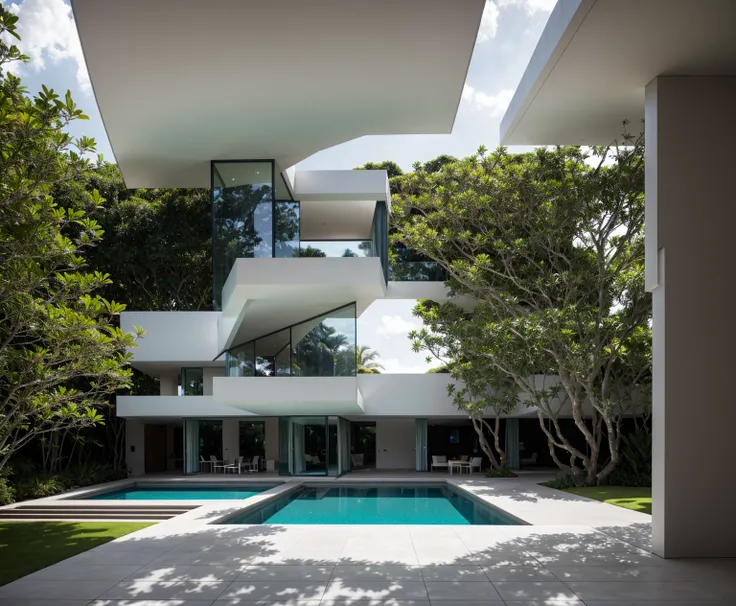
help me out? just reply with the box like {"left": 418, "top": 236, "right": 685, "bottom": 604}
{"left": 159, "top": 372, "right": 178, "bottom": 396}
{"left": 203, "top": 367, "right": 225, "bottom": 396}
{"left": 265, "top": 418, "right": 279, "bottom": 465}
{"left": 222, "top": 419, "right": 240, "bottom": 463}
{"left": 125, "top": 419, "right": 145, "bottom": 476}
{"left": 646, "top": 76, "right": 736, "bottom": 558}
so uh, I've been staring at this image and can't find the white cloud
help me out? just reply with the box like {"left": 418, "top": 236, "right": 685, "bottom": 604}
{"left": 376, "top": 315, "right": 421, "bottom": 338}
{"left": 380, "top": 357, "right": 431, "bottom": 375}
{"left": 5, "top": 0, "right": 91, "bottom": 94}
{"left": 476, "top": 1, "right": 500, "bottom": 43}
{"left": 462, "top": 84, "right": 514, "bottom": 119}
{"left": 496, "top": 0, "right": 557, "bottom": 15}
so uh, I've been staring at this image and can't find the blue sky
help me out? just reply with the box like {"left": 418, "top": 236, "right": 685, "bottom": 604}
{"left": 4, "top": 0, "right": 554, "bottom": 373}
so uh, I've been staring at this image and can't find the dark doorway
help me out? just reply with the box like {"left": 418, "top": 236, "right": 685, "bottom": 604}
{"left": 144, "top": 424, "right": 167, "bottom": 473}
{"left": 350, "top": 422, "right": 376, "bottom": 469}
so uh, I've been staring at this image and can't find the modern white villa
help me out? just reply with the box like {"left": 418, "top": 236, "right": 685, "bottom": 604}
{"left": 70, "top": 0, "right": 543, "bottom": 480}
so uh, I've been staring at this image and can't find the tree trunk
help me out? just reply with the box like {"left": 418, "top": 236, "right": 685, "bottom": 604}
{"left": 471, "top": 416, "right": 499, "bottom": 469}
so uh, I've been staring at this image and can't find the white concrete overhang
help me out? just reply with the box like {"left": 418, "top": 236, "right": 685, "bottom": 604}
{"left": 213, "top": 377, "right": 364, "bottom": 416}
{"left": 121, "top": 311, "right": 223, "bottom": 373}
{"left": 117, "top": 395, "right": 254, "bottom": 419}
{"left": 219, "top": 257, "right": 385, "bottom": 351}
{"left": 71, "top": 0, "right": 484, "bottom": 189}
{"left": 500, "top": 0, "right": 736, "bottom": 145}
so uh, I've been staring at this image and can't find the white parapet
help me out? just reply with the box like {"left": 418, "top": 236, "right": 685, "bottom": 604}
{"left": 116, "top": 395, "right": 253, "bottom": 418}
{"left": 121, "top": 311, "right": 221, "bottom": 370}
{"left": 213, "top": 376, "right": 364, "bottom": 416}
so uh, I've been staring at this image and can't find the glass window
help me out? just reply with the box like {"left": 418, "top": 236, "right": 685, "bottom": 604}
{"left": 226, "top": 341, "right": 255, "bottom": 377}
{"left": 275, "top": 201, "right": 300, "bottom": 258}
{"left": 198, "top": 420, "right": 222, "bottom": 461}
{"left": 181, "top": 367, "right": 204, "bottom": 395}
{"left": 255, "top": 328, "right": 290, "bottom": 377}
{"left": 298, "top": 241, "right": 373, "bottom": 258}
{"left": 212, "top": 161, "right": 274, "bottom": 310}
{"left": 292, "top": 304, "right": 356, "bottom": 377}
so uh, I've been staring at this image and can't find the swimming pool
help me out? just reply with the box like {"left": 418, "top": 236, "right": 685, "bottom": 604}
{"left": 219, "top": 484, "right": 521, "bottom": 525}
{"left": 88, "top": 484, "right": 279, "bottom": 500}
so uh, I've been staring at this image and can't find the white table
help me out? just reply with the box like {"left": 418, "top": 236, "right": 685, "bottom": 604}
{"left": 448, "top": 460, "right": 465, "bottom": 475}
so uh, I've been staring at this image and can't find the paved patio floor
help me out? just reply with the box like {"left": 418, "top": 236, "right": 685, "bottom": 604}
{"left": 1, "top": 473, "right": 734, "bottom": 605}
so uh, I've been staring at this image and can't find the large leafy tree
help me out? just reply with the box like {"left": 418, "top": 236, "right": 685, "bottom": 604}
{"left": 392, "top": 137, "right": 650, "bottom": 485}
{"left": 410, "top": 301, "right": 518, "bottom": 471}
{"left": 0, "top": 10, "right": 140, "bottom": 471}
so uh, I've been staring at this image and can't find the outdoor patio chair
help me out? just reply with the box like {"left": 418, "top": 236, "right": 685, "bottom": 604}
{"left": 225, "top": 456, "right": 244, "bottom": 474}
{"left": 209, "top": 455, "right": 220, "bottom": 473}
{"left": 213, "top": 456, "right": 229, "bottom": 473}
{"left": 199, "top": 455, "right": 212, "bottom": 473}
{"left": 431, "top": 455, "right": 448, "bottom": 471}
{"left": 521, "top": 452, "right": 538, "bottom": 470}
{"left": 351, "top": 453, "right": 364, "bottom": 468}
{"left": 464, "top": 456, "right": 482, "bottom": 473}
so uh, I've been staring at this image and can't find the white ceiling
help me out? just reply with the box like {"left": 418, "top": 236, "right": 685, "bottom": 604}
{"left": 300, "top": 200, "right": 376, "bottom": 240}
{"left": 72, "top": 0, "right": 484, "bottom": 188}
{"left": 501, "top": 0, "right": 736, "bottom": 145}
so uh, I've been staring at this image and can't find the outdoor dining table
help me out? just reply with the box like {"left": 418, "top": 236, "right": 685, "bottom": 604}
{"left": 448, "top": 459, "right": 465, "bottom": 475}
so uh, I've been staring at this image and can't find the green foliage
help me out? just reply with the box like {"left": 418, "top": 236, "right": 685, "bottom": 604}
{"left": 356, "top": 345, "right": 384, "bottom": 374}
{"left": 608, "top": 424, "right": 652, "bottom": 487}
{"left": 0, "top": 479, "right": 14, "bottom": 505}
{"left": 15, "top": 475, "right": 65, "bottom": 499}
{"left": 485, "top": 467, "right": 517, "bottom": 478}
{"left": 355, "top": 160, "right": 403, "bottom": 179}
{"left": 0, "top": 8, "right": 140, "bottom": 472}
{"left": 392, "top": 134, "right": 650, "bottom": 486}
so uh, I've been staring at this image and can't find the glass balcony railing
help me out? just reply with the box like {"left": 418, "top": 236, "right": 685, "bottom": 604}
{"left": 297, "top": 241, "right": 374, "bottom": 258}
{"left": 389, "top": 261, "right": 448, "bottom": 282}
{"left": 226, "top": 303, "right": 357, "bottom": 378}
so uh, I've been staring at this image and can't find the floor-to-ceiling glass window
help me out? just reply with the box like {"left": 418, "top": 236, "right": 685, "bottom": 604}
{"left": 292, "top": 304, "right": 356, "bottom": 377}
{"left": 198, "top": 421, "right": 222, "bottom": 462}
{"left": 181, "top": 367, "right": 204, "bottom": 395}
{"left": 212, "top": 161, "right": 274, "bottom": 310}
{"left": 278, "top": 416, "right": 353, "bottom": 477}
{"left": 239, "top": 421, "right": 265, "bottom": 460}
{"left": 274, "top": 201, "right": 300, "bottom": 258}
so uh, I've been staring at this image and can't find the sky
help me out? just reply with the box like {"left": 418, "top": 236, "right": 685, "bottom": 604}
{"left": 3, "top": 0, "right": 555, "bottom": 374}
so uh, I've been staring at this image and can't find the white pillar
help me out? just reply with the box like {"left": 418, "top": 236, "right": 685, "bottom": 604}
{"left": 265, "top": 418, "right": 279, "bottom": 464}
{"left": 646, "top": 76, "right": 736, "bottom": 558}
{"left": 125, "top": 419, "right": 145, "bottom": 476}
{"left": 159, "top": 372, "right": 178, "bottom": 395}
{"left": 222, "top": 419, "right": 240, "bottom": 462}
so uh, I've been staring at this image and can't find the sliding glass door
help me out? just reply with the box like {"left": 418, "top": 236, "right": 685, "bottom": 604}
{"left": 278, "top": 416, "right": 349, "bottom": 477}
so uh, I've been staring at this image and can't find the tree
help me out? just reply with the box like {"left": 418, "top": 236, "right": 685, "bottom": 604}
{"left": 410, "top": 301, "right": 519, "bottom": 471}
{"left": 392, "top": 136, "right": 650, "bottom": 485}
{"left": 355, "top": 161, "right": 403, "bottom": 179}
{"left": 0, "top": 9, "right": 140, "bottom": 472}
{"left": 356, "top": 345, "right": 384, "bottom": 374}
{"left": 298, "top": 245, "right": 326, "bottom": 258}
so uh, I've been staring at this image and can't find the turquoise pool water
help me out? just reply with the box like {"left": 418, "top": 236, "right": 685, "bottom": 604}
{"left": 89, "top": 485, "right": 278, "bottom": 500}
{"left": 220, "top": 484, "right": 520, "bottom": 525}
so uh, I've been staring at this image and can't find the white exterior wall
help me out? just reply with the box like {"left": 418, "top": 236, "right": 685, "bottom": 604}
{"left": 159, "top": 372, "right": 178, "bottom": 396}
{"left": 376, "top": 419, "right": 416, "bottom": 469}
{"left": 125, "top": 419, "right": 145, "bottom": 476}
{"left": 204, "top": 367, "right": 225, "bottom": 396}
{"left": 647, "top": 77, "right": 736, "bottom": 558}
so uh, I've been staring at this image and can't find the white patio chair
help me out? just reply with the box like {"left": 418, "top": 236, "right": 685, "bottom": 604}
{"left": 213, "top": 456, "right": 229, "bottom": 473}
{"left": 431, "top": 455, "right": 448, "bottom": 471}
{"left": 248, "top": 455, "right": 261, "bottom": 473}
{"left": 225, "top": 456, "right": 244, "bottom": 474}
{"left": 209, "top": 454, "right": 219, "bottom": 473}
{"left": 464, "top": 456, "right": 482, "bottom": 474}
{"left": 521, "top": 452, "right": 538, "bottom": 470}
{"left": 199, "top": 455, "right": 212, "bottom": 473}
{"left": 351, "top": 453, "right": 364, "bottom": 468}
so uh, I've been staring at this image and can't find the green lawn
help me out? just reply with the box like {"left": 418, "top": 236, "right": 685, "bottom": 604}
{"left": 559, "top": 486, "right": 652, "bottom": 515}
{"left": 0, "top": 522, "right": 153, "bottom": 586}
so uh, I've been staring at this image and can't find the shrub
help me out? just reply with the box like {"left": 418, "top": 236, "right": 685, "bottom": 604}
{"left": 15, "top": 475, "right": 66, "bottom": 500}
{"left": 485, "top": 467, "right": 517, "bottom": 478}
{"left": 0, "top": 479, "right": 15, "bottom": 505}
{"left": 607, "top": 426, "right": 652, "bottom": 487}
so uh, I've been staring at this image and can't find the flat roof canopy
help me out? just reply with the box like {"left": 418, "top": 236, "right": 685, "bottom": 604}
{"left": 72, "top": 0, "right": 484, "bottom": 188}
{"left": 501, "top": 0, "right": 736, "bottom": 145}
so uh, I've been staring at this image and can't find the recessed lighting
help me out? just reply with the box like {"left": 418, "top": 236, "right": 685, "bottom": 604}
{"left": 256, "top": 171, "right": 260, "bottom": 175}
{"left": 231, "top": 178, "right": 235, "bottom": 181}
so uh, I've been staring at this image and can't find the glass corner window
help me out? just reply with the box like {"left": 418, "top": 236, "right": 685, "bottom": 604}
{"left": 181, "top": 367, "right": 204, "bottom": 396}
